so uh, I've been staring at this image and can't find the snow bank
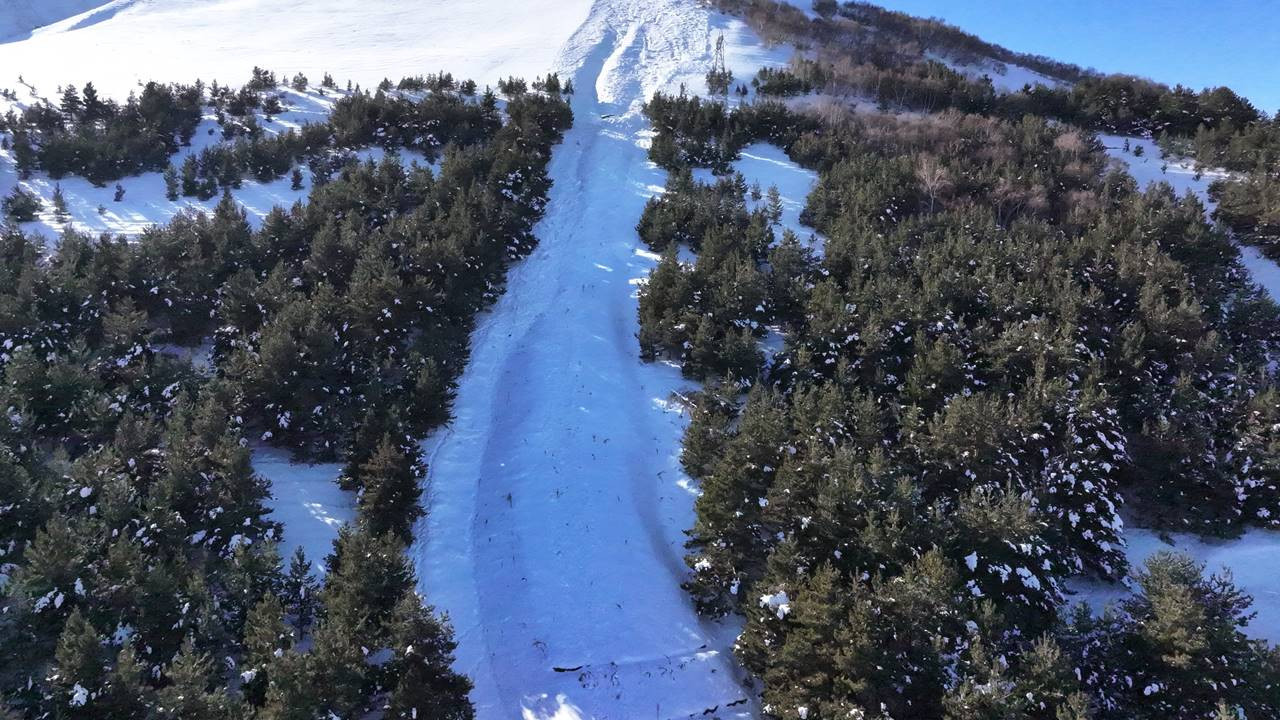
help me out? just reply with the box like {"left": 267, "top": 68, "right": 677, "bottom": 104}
{"left": 1069, "top": 527, "right": 1280, "bottom": 644}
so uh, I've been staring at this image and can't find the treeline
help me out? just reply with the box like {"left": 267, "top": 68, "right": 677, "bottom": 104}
{"left": 2, "top": 81, "right": 203, "bottom": 184}
{"left": 640, "top": 91, "right": 1280, "bottom": 718}
{"left": 828, "top": 0, "right": 1091, "bottom": 83}
{"left": 0, "top": 74, "right": 573, "bottom": 719}
{"left": 166, "top": 82, "right": 509, "bottom": 200}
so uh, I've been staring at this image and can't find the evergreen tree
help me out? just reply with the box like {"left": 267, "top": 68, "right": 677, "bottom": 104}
{"left": 52, "top": 183, "right": 69, "bottom": 221}
{"left": 153, "top": 638, "right": 235, "bottom": 720}
{"left": 59, "top": 85, "right": 83, "bottom": 120}
{"left": 164, "top": 164, "right": 180, "bottom": 201}
{"left": 284, "top": 546, "right": 320, "bottom": 631}
{"left": 354, "top": 434, "right": 426, "bottom": 542}
{"left": 97, "top": 645, "right": 151, "bottom": 720}
{"left": 242, "top": 595, "right": 292, "bottom": 707}
{"left": 48, "top": 610, "right": 106, "bottom": 718}
{"left": 384, "top": 592, "right": 474, "bottom": 720}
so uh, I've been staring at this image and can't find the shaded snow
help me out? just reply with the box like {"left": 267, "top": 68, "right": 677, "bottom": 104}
{"left": 252, "top": 446, "right": 350, "bottom": 573}
{"left": 0, "top": 0, "right": 107, "bottom": 41}
{"left": 1068, "top": 527, "right": 1280, "bottom": 644}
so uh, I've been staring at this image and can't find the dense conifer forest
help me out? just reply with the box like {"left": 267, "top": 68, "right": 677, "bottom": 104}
{"left": 640, "top": 2, "right": 1280, "bottom": 717}
{"left": 714, "top": 0, "right": 1280, "bottom": 260}
{"left": 0, "top": 69, "right": 572, "bottom": 719}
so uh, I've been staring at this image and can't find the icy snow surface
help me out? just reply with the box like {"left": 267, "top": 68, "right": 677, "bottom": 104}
{"left": 411, "top": 2, "right": 788, "bottom": 718}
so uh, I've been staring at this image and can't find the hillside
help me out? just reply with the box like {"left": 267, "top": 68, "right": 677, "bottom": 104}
{"left": 1, "top": 2, "right": 1279, "bottom": 720}
{"left": 0, "top": 0, "right": 105, "bottom": 41}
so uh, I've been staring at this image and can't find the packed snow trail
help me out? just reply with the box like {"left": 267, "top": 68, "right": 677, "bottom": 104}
{"left": 411, "top": 2, "right": 785, "bottom": 718}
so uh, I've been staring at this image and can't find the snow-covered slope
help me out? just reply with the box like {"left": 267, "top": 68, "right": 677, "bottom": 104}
{"left": 929, "top": 52, "right": 1066, "bottom": 93}
{"left": 0, "top": 0, "right": 594, "bottom": 98}
{"left": 0, "top": 0, "right": 107, "bottom": 41}
{"left": 411, "top": 3, "right": 787, "bottom": 718}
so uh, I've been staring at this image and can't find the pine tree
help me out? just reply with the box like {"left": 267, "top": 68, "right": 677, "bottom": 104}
{"left": 52, "top": 184, "right": 69, "bottom": 221}
{"left": 81, "top": 82, "right": 105, "bottom": 122}
{"left": 323, "top": 526, "right": 414, "bottom": 641}
{"left": 766, "top": 185, "right": 784, "bottom": 223}
{"left": 164, "top": 164, "right": 180, "bottom": 201}
{"left": 284, "top": 546, "right": 320, "bottom": 631}
{"left": 60, "top": 86, "right": 83, "bottom": 120}
{"left": 242, "top": 595, "right": 292, "bottom": 707}
{"left": 153, "top": 638, "right": 235, "bottom": 720}
{"left": 49, "top": 610, "right": 106, "bottom": 718}
{"left": 290, "top": 166, "right": 304, "bottom": 190}
{"left": 384, "top": 592, "right": 474, "bottom": 720}
{"left": 222, "top": 542, "right": 284, "bottom": 637}
{"left": 3, "top": 185, "right": 42, "bottom": 221}
{"left": 11, "top": 130, "right": 36, "bottom": 178}
{"left": 97, "top": 644, "right": 151, "bottom": 720}
{"left": 355, "top": 435, "right": 425, "bottom": 543}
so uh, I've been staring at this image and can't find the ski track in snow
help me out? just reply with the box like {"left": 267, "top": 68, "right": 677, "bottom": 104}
{"left": 411, "top": 2, "right": 787, "bottom": 718}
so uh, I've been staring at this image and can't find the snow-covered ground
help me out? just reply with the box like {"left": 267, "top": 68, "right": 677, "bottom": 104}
{"left": 932, "top": 53, "right": 1066, "bottom": 93}
{"left": 0, "top": 0, "right": 595, "bottom": 98}
{"left": 410, "top": 3, "right": 789, "bottom": 718}
{"left": 0, "top": 80, "right": 432, "bottom": 240}
{"left": 252, "top": 446, "right": 350, "bottom": 574}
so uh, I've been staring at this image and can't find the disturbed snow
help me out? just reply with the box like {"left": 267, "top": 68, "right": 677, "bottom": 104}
{"left": 410, "top": 3, "right": 788, "bottom": 717}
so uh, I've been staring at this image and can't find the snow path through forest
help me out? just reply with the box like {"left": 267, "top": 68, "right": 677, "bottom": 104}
{"left": 410, "top": 2, "right": 784, "bottom": 718}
